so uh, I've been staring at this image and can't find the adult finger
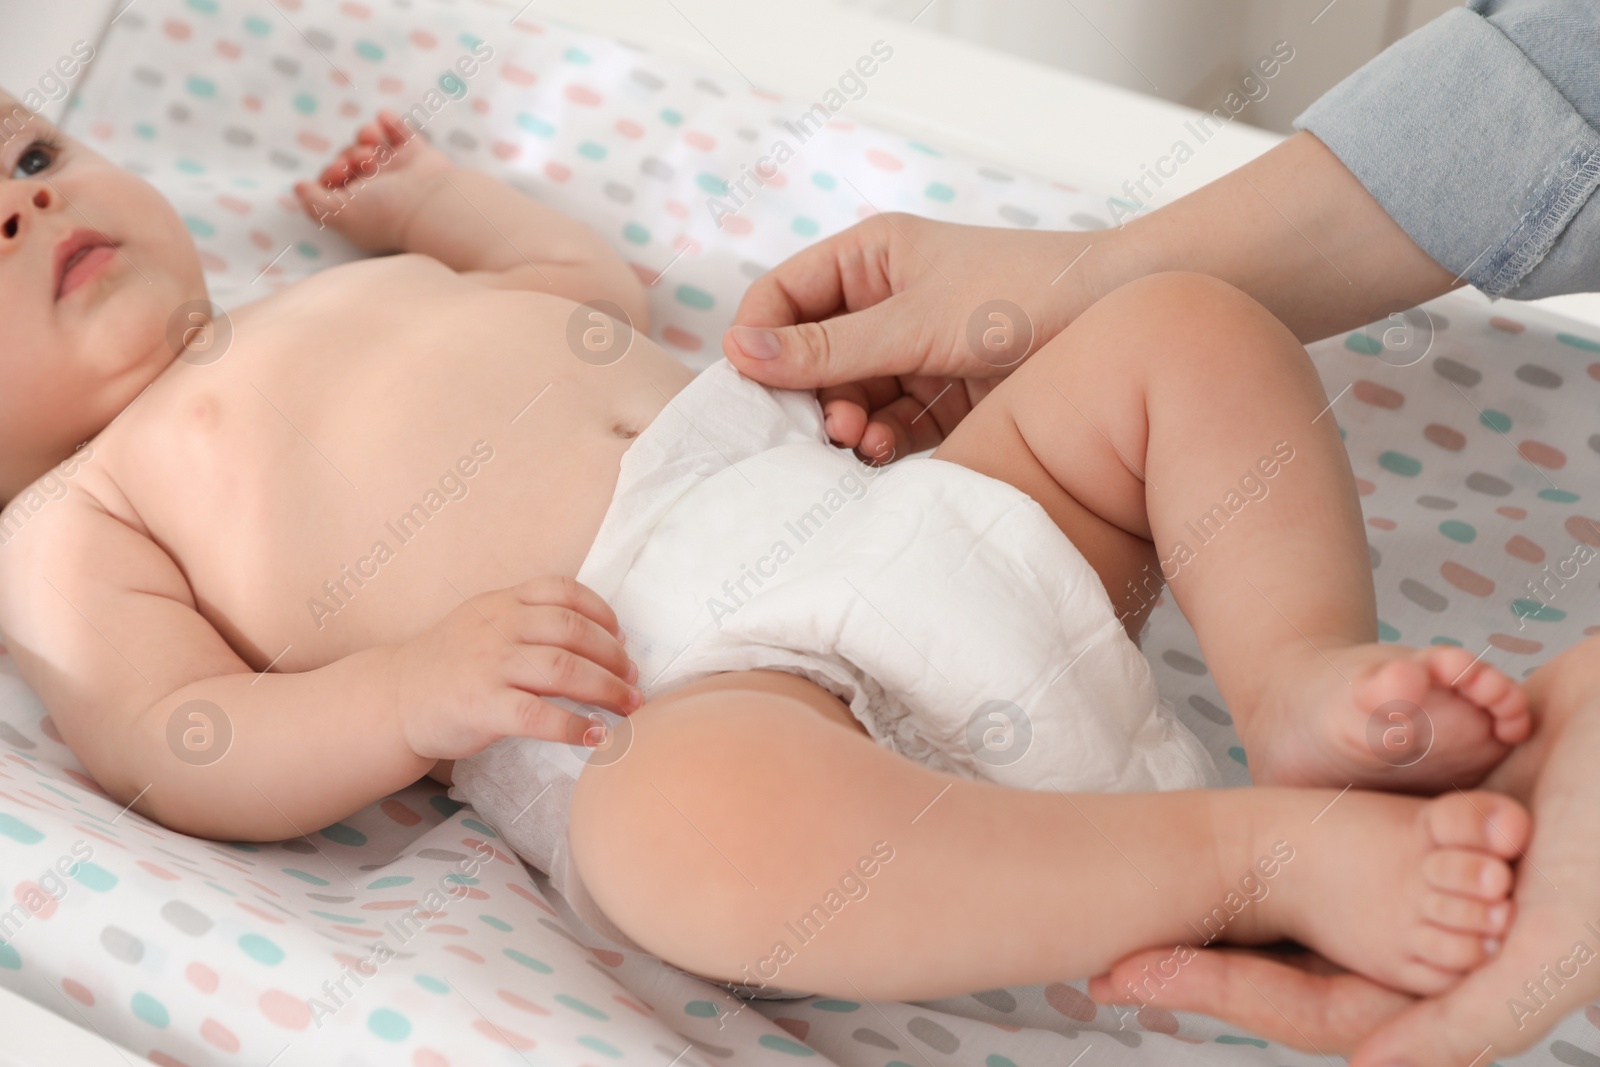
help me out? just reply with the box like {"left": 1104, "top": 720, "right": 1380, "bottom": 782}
{"left": 724, "top": 294, "right": 938, "bottom": 391}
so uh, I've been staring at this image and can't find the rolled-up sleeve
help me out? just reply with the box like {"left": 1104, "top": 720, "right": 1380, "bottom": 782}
{"left": 1293, "top": 0, "right": 1600, "bottom": 299}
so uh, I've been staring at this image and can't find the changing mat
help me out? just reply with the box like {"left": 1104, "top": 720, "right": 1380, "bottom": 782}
{"left": 0, "top": 0, "right": 1595, "bottom": 1064}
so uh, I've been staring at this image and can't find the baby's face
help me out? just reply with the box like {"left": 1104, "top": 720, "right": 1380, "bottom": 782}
{"left": 0, "top": 93, "right": 206, "bottom": 496}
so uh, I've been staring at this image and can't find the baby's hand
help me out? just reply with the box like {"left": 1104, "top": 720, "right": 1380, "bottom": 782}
{"left": 390, "top": 576, "right": 642, "bottom": 760}
{"left": 294, "top": 110, "right": 455, "bottom": 252}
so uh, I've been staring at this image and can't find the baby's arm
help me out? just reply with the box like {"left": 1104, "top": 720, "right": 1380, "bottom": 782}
{"left": 296, "top": 112, "right": 648, "bottom": 329}
{"left": 0, "top": 492, "right": 635, "bottom": 841}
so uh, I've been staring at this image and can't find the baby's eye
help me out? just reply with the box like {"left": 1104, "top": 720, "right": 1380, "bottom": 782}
{"left": 12, "top": 142, "right": 58, "bottom": 179}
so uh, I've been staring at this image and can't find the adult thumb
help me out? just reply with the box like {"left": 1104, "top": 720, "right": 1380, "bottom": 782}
{"left": 723, "top": 298, "right": 928, "bottom": 390}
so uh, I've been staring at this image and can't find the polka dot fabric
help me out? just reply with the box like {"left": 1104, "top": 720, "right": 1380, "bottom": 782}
{"left": 0, "top": 0, "right": 1587, "bottom": 1063}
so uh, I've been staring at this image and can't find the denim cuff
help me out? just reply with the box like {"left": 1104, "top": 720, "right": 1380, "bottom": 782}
{"left": 1294, "top": 6, "right": 1600, "bottom": 299}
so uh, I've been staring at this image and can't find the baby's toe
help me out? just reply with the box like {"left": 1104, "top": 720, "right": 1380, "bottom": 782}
{"left": 1354, "top": 656, "right": 1430, "bottom": 715}
{"left": 1422, "top": 789, "right": 1530, "bottom": 859}
{"left": 1422, "top": 848, "right": 1513, "bottom": 901}
{"left": 1412, "top": 920, "right": 1494, "bottom": 973}
{"left": 1420, "top": 892, "right": 1512, "bottom": 937}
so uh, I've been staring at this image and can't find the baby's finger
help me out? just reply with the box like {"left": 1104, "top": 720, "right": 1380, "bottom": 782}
{"left": 821, "top": 397, "right": 868, "bottom": 448}
{"left": 379, "top": 110, "right": 413, "bottom": 146}
{"left": 294, "top": 180, "right": 345, "bottom": 224}
{"left": 509, "top": 646, "right": 642, "bottom": 715}
{"left": 494, "top": 690, "right": 601, "bottom": 747}
{"left": 513, "top": 576, "right": 622, "bottom": 639}
{"left": 515, "top": 606, "right": 635, "bottom": 684}
{"left": 861, "top": 393, "right": 946, "bottom": 463}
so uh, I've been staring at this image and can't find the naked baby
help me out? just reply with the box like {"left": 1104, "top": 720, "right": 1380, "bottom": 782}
{"left": 0, "top": 95, "right": 1545, "bottom": 1018}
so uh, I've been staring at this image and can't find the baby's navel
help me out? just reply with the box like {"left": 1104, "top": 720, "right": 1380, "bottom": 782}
{"left": 612, "top": 422, "right": 640, "bottom": 440}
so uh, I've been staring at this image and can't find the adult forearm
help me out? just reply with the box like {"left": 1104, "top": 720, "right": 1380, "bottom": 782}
{"left": 1097, "top": 131, "right": 1462, "bottom": 344}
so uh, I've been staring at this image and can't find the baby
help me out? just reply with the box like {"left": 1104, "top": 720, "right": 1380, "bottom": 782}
{"left": 0, "top": 94, "right": 1539, "bottom": 1011}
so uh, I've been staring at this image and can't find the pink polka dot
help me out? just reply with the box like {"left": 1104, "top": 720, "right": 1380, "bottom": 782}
{"left": 505, "top": 883, "right": 555, "bottom": 915}
{"left": 246, "top": 879, "right": 279, "bottom": 897}
{"left": 1505, "top": 535, "right": 1544, "bottom": 563}
{"left": 775, "top": 1017, "right": 809, "bottom": 1041}
{"left": 544, "top": 161, "right": 571, "bottom": 183}
{"left": 297, "top": 131, "right": 331, "bottom": 153}
{"left": 200, "top": 1018, "right": 239, "bottom": 1053}
{"left": 1489, "top": 316, "right": 1525, "bottom": 333}
{"left": 497, "top": 989, "right": 550, "bottom": 1015}
{"left": 148, "top": 1052, "right": 193, "bottom": 1067}
{"left": 512, "top": 19, "right": 543, "bottom": 33}
{"left": 329, "top": 69, "right": 353, "bottom": 88}
{"left": 380, "top": 799, "right": 420, "bottom": 826}
{"left": 684, "top": 130, "right": 716, "bottom": 151}
{"left": 410, "top": 29, "right": 436, "bottom": 49}
{"left": 16, "top": 882, "right": 56, "bottom": 919}
{"left": 216, "top": 40, "right": 242, "bottom": 60}
{"left": 445, "top": 945, "right": 485, "bottom": 964}
{"left": 340, "top": 2, "right": 371, "bottom": 18}
{"left": 589, "top": 946, "right": 624, "bottom": 966}
{"left": 186, "top": 962, "right": 218, "bottom": 993}
{"left": 413, "top": 1050, "right": 450, "bottom": 1067}
{"left": 1043, "top": 982, "right": 1096, "bottom": 1022}
{"left": 423, "top": 924, "right": 468, "bottom": 936}
{"left": 164, "top": 20, "right": 192, "bottom": 41}
{"left": 90, "top": 122, "right": 114, "bottom": 142}
{"left": 473, "top": 1019, "right": 535, "bottom": 1049}
{"left": 260, "top": 989, "right": 311, "bottom": 1030}
{"left": 1441, "top": 562, "right": 1494, "bottom": 597}
{"left": 502, "top": 66, "right": 537, "bottom": 86}
{"left": 378, "top": 76, "right": 404, "bottom": 94}
{"left": 1518, "top": 440, "right": 1566, "bottom": 468}
{"left": 1368, "top": 517, "right": 1398, "bottom": 531}
{"left": 62, "top": 978, "right": 94, "bottom": 1006}
{"left": 1497, "top": 506, "right": 1527, "bottom": 520}
{"left": 216, "top": 195, "right": 251, "bottom": 216}
{"left": 237, "top": 902, "right": 285, "bottom": 925}
{"left": 243, "top": 96, "right": 262, "bottom": 112}
{"left": 198, "top": 251, "right": 229, "bottom": 273}
{"left": 137, "top": 860, "right": 179, "bottom": 881}
{"left": 855, "top": 204, "right": 878, "bottom": 219}
{"left": 361, "top": 899, "right": 418, "bottom": 911}
{"left": 866, "top": 148, "right": 903, "bottom": 171}
{"left": 565, "top": 85, "right": 602, "bottom": 106}
{"left": 664, "top": 201, "right": 690, "bottom": 220}
{"left": 339, "top": 100, "right": 362, "bottom": 118}
{"left": 662, "top": 326, "right": 702, "bottom": 352}
{"left": 1352, "top": 380, "right": 1403, "bottom": 409}
{"left": 471, "top": 98, "right": 489, "bottom": 116}
{"left": 615, "top": 118, "right": 644, "bottom": 139}
{"left": 1353, "top": 477, "right": 1375, "bottom": 496}
{"left": 1566, "top": 515, "right": 1600, "bottom": 546}
{"left": 248, "top": 231, "right": 275, "bottom": 251}
{"left": 1422, "top": 424, "right": 1465, "bottom": 451}
{"left": 1138, "top": 1005, "right": 1179, "bottom": 1034}
{"left": 1488, "top": 633, "right": 1542, "bottom": 654}
{"left": 718, "top": 213, "right": 753, "bottom": 236}
{"left": 613, "top": 994, "right": 652, "bottom": 1015}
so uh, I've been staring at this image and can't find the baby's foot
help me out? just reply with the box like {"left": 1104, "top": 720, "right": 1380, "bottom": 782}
{"left": 1250, "top": 789, "right": 1530, "bottom": 996}
{"left": 1246, "top": 642, "right": 1530, "bottom": 791}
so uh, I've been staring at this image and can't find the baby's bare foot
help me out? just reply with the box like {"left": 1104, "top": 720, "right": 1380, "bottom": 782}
{"left": 1251, "top": 789, "right": 1529, "bottom": 996}
{"left": 1246, "top": 642, "right": 1530, "bottom": 791}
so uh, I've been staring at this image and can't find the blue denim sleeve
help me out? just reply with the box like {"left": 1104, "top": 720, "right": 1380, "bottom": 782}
{"left": 1293, "top": 1, "right": 1600, "bottom": 299}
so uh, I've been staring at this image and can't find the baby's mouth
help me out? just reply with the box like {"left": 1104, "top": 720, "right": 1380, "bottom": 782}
{"left": 54, "top": 230, "right": 120, "bottom": 301}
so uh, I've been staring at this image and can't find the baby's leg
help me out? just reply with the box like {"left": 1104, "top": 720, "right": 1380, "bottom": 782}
{"left": 933, "top": 272, "right": 1528, "bottom": 790}
{"left": 568, "top": 670, "right": 1524, "bottom": 1000}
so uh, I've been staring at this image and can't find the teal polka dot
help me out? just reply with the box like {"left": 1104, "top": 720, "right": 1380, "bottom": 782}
{"left": 443, "top": 873, "right": 478, "bottom": 888}
{"left": 1479, "top": 409, "right": 1512, "bottom": 433}
{"left": 0, "top": 815, "right": 44, "bottom": 845}
{"left": 503, "top": 948, "right": 553, "bottom": 973}
{"left": 811, "top": 171, "right": 837, "bottom": 190}
{"left": 292, "top": 92, "right": 317, "bottom": 115}
{"left": 908, "top": 140, "right": 943, "bottom": 155}
{"left": 368, "top": 1008, "right": 411, "bottom": 1041}
{"left": 354, "top": 40, "right": 384, "bottom": 61}
{"left": 1538, "top": 488, "right": 1579, "bottom": 503}
{"left": 461, "top": 818, "right": 498, "bottom": 838}
{"left": 1377, "top": 451, "right": 1421, "bottom": 477}
{"left": 204, "top": 880, "right": 236, "bottom": 896}
{"left": 696, "top": 173, "right": 728, "bottom": 196}
{"left": 295, "top": 241, "right": 320, "bottom": 259}
{"left": 186, "top": 0, "right": 218, "bottom": 13}
{"left": 185, "top": 76, "right": 216, "bottom": 99}
{"left": 555, "top": 994, "right": 608, "bottom": 1019}
{"left": 1556, "top": 332, "right": 1600, "bottom": 352}
{"left": 41, "top": 785, "right": 77, "bottom": 803}
{"left": 366, "top": 875, "right": 412, "bottom": 889}
{"left": 516, "top": 113, "right": 555, "bottom": 137}
{"left": 622, "top": 222, "right": 650, "bottom": 245}
{"left": 239, "top": 934, "right": 284, "bottom": 965}
{"left": 757, "top": 1034, "right": 815, "bottom": 1056}
{"left": 479, "top": 914, "right": 512, "bottom": 932}
{"left": 428, "top": 795, "right": 462, "bottom": 818}
{"left": 320, "top": 823, "right": 366, "bottom": 847}
{"left": 1513, "top": 599, "right": 1565, "bottom": 622}
{"left": 577, "top": 142, "right": 608, "bottom": 161}
{"left": 73, "top": 862, "right": 117, "bottom": 892}
{"left": 0, "top": 943, "right": 20, "bottom": 970}
{"left": 660, "top": 107, "right": 683, "bottom": 125}
{"left": 282, "top": 868, "right": 330, "bottom": 886}
{"left": 578, "top": 1036, "right": 623, "bottom": 1057}
{"left": 685, "top": 1000, "right": 720, "bottom": 1017}
{"left": 134, "top": 122, "right": 156, "bottom": 140}
{"left": 415, "top": 975, "right": 449, "bottom": 994}
{"left": 243, "top": 15, "right": 271, "bottom": 35}
{"left": 1430, "top": 636, "right": 1464, "bottom": 647}
{"left": 1439, "top": 520, "right": 1476, "bottom": 543}
{"left": 986, "top": 1056, "right": 1019, "bottom": 1067}
{"left": 458, "top": 33, "right": 484, "bottom": 49}
{"left": 1227, "top": 745, "right": 1247, "bottom": 766}
{"left": 228, "top": 842, "right": 260, "bottom": 852}
{"left": 176, "top": 159, "right": 205, "bottom": 175}
{"left": 565, "top": 47, "right": 592, "bottom": 64}
{"left": 439, "top": 72, "right": 467, "bottom": 98}
{"left": 924, "top": 181, "right": 955, "bottom": 202}
{"left": 1378, "top": 620, "right": 1401, "bottom": 642}
{"left": 1344, "top": 332, "right": 1384, "bottom": 355}
{"left": 1217, "top": 1035, "right": 1269, "bottom": 1048}
{"left": 310, "top": 911, "right": 364, "bottom": 924}
{"left": 792, "top": 216, "right": 821, "bottom": 237}
{"left": 812, "top": 999, "right": 860, "bottom": 1012}
{"left": 674, "top": 285, "right": 714, "bottom": 310}
{"left": 131, "top": 992, "right": 169, "bottom": 1028}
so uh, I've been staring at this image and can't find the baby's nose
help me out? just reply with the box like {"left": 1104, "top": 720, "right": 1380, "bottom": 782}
{"left": 1, "top": 189, "right": 52, "bottom": 240}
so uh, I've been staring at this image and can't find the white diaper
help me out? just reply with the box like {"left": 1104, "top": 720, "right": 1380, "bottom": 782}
{"left": 450, "top": 360, "right": 1216, "bottom": 950}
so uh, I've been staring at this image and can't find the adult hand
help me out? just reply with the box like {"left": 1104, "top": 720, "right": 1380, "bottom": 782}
{"left": 723, "top": 213, "right": 1107, "bottom": 461}
{"left": 1089, "top": 943, "right": 1414, "bottom": 1053}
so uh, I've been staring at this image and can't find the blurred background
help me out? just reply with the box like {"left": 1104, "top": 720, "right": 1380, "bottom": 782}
{"left": 840, "top": 0, "right": 1462, "bottom": 133}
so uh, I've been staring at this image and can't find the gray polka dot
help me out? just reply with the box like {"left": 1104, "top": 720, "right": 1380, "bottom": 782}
{"left": 416, "top": 848, "right": 470, "bottom": 862}
{"left": 693, "top": 78, "right": 726, "bottom": 96}
{"left": 1187, "top": 694, "right": 1232, "bottom": 725}
{"left": 0, "top": 722, "right": 35, "bottom": 749}
{"left": 739, "top": 260, "right": 768, "bottom": 280}
{"left": 306, "top": 893, "right": 354, "bottom": 903}
{"left": 997, "top": 205, "right": 1038, "bottom": 227}
{"left": 160, "top": 900, "right": 213, "bottom": 937}
{"left": 640, "top": 157, "right": 674, "bottom": 180}
{"left": 631, "top": 69, "right": 665, "bottom": 91}
{"left": 101, "top": 925, "right": 144, "bottom": 963}
{"left": 279, "top": 839, "right": 316, "bottom": 854}
{"left": 204, "top": 845, "right": 253, "bottom": 864}
{"left": 1399, "top": 578, "right": 1448, "bottom": 612}
{"left": 603, "top": 182, "right": 634, "bottom": 204}
{"left": 1432, "top": 357, "right": 1481, "bottom": 387}
{"left": 1551, "top": 1040, "right": 1600, "bottom": 1067}
{"left": 223, "top": 127, "right": 254, "bottom": 147}
{"left": 970, "top": 988, "right": 1016, "bottom": 1012}
{"left": 906, "top": 1016, "right": 959, "bottom": 1053}
{"left": 271, "top": 56, "right": 301, "bottom": 77}
{"left": 167, "top": 103, "right": 190, "bottom": 123}
{"left": 119, "top": 12, "right": 146, "bottom": 30}
{"left": 736, "top": 127, "right": 759, "bottom": 142}
{"left": 1429, "top": 313, "right": 1449, "bottom": 330}
{"left": 1515, "top": 363, "right": 1562, "bottom": 389}
{"left": 304, "top": 28, "right": 336, "bottom": 52}
{"left": 688, "top": 1039, "right": 734, "bottom": 1058}
{"left": 268, "top": 150, "right": 301, "bottom": 171}
{"left": 154, "top": 847, "right": 203, "bottom": 867}
{"left": 446, "top": 129, "right": 478, "bottom": 151}
{"left": 1466, "top": 472, "right": 1513, "bottom": 496}
{"left": 1068, "top": 212, "right": 1107, "bottom": 230}
{"left": 1162, "top": 650, "right": 1208, "bottom": 675}
{"left": 1369, "top": 544, "right": 1382, "bottom": 569}
{"left": 1109, "top": 1029, "right": 1143, "bottom": 1047}
{"left": 977, "top": 166, "right": 1014, "bottom": 181}
{"left": 1415, "top": 495, "right": 1457, "bottom": 510}
{"left": 132, "top": 67, "right": 163, "bottom": 87}
{"left": 851, "top": 1028, "right": 899, "bottom": 1049}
